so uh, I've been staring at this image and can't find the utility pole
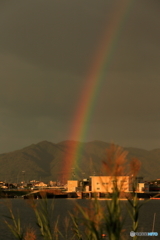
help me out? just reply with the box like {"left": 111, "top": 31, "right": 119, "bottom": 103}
{"left": 71, "top": 168, "right": 75, "bottom": 180}
{"left": 22, "top": 171, "right": 25, "bottom": 183}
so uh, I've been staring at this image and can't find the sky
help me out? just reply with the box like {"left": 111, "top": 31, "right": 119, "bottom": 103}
{"left": 0, "top": 0, "right": 160, "bottom": 153}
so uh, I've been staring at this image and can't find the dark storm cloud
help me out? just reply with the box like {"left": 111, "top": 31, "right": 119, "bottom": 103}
{"left": 1, "top": 0, "right": 160, "bottom": 74}
{"left": 0, "top": 0, "right": 111, "bottom": 74}
{"left": 0, "top": 54, "right": 81, "bottom": 118}
{"left": 0, "top": 0, "right": 160, "bottom": 152}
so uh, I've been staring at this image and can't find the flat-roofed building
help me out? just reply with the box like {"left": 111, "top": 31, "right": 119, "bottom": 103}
{"left": 67, "top": 180, "right": 79, "bottom": 192}
{"left": 90, "top": 176, "right": 131, "bottom": 193}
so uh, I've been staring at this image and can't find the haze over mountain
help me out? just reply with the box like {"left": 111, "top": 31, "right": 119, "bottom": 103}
{"left": 0, "top": 141, "right": 159, "bottom": 183}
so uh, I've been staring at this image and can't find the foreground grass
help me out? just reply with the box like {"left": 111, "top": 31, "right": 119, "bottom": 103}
{"left": 3, "top": 189, "right": 150, "bottom": 240}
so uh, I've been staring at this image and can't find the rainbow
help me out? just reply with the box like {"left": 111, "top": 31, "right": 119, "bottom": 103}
{"left": 62, "top": 0, "right": 134, "bottom": 181}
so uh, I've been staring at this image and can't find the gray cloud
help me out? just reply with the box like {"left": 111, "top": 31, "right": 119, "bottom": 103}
{"left": 0, "top": 0, "right": 160, "bottom": 152}
{"left": 0, "top": 0, "right": 110, "bottom": 74}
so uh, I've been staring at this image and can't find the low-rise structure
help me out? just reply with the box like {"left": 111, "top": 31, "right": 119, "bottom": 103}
{"left": 34, "top": 181, "right": 47, "bottom": 188}
{"left": 55, "top": 176, "right": 158, "bottom": 194}
{"left": 90, "top": 176, "right": 132, "bottom": 193}
{"left": 68, "top": 176, "right": 134, "bottom": 193}
{"left": 67, "top": 180, "right": 79, "bottom": 192}
{"left": 137, "top": 183, "right": 145, "bottom": 192}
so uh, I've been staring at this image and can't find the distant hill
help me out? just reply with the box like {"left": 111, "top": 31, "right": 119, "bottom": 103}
{"left": 0, "top": 140, "right": 160, "bottom": 183}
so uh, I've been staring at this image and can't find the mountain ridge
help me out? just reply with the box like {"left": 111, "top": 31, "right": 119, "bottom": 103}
{"left": 0, "top": 140, "right": 159, "bottom": 183}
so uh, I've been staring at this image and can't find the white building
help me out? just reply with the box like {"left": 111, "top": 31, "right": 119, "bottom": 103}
{"left": 90, "top": 176, "right": 132, "bottom": 193}
{"left": 67, "top": 180, "right": 79, "bottom": 192}
{"left": 34, "top": 181, "right": 47, "bottom": 188}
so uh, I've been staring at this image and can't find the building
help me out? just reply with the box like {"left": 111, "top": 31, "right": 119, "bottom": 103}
{"left": 67, "top": 180, "right": 79, "bottom": 192}
{"left": 67, "top": 176, "right": 147, "bottom": 193}
{"left": 34, "top": 181, "right": 47, "bottom": 188}
{"left": 90, "top": 176, "right": 132, "bottom": 193}
{"left": 137, "top": 183, "right": 145, "bottom": 192}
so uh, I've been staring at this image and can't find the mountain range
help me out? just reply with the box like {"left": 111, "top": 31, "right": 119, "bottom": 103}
{"left": 0, "top": 140, "right": 159, "bottom": 183}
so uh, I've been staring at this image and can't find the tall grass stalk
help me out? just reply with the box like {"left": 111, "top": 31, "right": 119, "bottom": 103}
{"left": 4, "top": 208, "right": 24, "bottom": 240}
{"left": 31, "top": 196, "right": 66, "bottom": 240}
{"left": 31, "top": 196, "right": 55, "bottom": 240}
{"left": 69, "top": 212, "right": 82, "bottom": 240}
{"left": 103, "top": 180, "right": 124, "bottom": 240}
{"left": 71, "top": 198, "right": 104, "bottom": 240}
{"left": 127, "top": 193, "right": 141, "bottom": 240}
{"left": 127, "top": 183, "right": 151, "bottom": 240}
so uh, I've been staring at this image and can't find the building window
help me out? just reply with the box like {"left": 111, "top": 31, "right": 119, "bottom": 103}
{"left": 97, "top": 188, "right": 100, "bottom": 190}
